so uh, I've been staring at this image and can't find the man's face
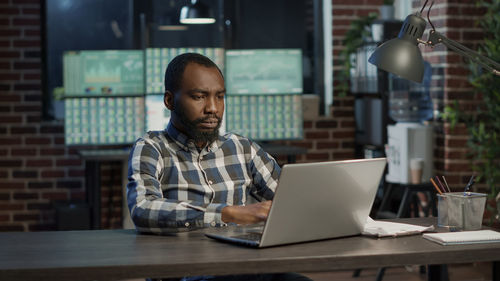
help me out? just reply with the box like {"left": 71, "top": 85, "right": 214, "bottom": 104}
{"left": 164, "top": 63, "right": 225, "bottom": 147}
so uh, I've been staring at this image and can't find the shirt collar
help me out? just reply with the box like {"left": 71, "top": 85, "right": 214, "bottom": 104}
{"left": 165, "top": 122, "right": 222, "bottom": 153}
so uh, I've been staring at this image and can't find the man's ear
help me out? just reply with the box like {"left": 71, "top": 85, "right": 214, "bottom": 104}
{"left": 164, "top": 91, "right": 174, "bottom": 110}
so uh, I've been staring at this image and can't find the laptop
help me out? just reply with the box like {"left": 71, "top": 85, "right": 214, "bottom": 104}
{"left": 205, "top": 158, "right": 387, "bottom": 248}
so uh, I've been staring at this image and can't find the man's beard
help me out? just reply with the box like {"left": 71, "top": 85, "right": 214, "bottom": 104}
{"left": 173, "top": 105, "right": 222, "bottom": 145}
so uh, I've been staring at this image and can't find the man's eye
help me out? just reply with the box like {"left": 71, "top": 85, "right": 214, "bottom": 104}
{"left": 192, "top": 95, "right": 203, "bottom": 100}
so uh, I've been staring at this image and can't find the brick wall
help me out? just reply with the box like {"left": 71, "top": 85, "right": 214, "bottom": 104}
{"left": 414, "top": 0, "right": 486, "bottom": 192}
{"left": 0, "top": 0, "right": 85, "bottom": 231}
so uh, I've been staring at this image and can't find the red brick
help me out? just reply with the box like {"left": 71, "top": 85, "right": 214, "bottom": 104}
{"left": 316, "top": 120, "right": 338, "bottom": 128}
{"left": 445, "top": 138, "right": 468, "bottom": 147}
{"left": 0, "top": 225, "right": 25, "bottom": 231}
{"left": 10, "top": 126, "right": 37, "bottom": 134}
{"left": 13, "top": 83, "right": 41, "bottom": 91}
{"left": 13, "top": 213, "right": 39, "bottom": 221}
{"left": 0, "top": 115, "right": 22, "bottom": 123}
{"left": 0, "top": 193, "right": 10, "bottom": 200}
{"left": 23, "top": 73, "right": 40, "bottom": 80}
{"left": 332, "top": 151, "right": 355, "bottom": 160}
{"left": 0, "top": 8, "right": 20, "bottom": 15}
{"left": 0, "top": 214, "right": 9, "bottom": 222}
{"left": 0, "top": 61, "right": 10, "bottom": 68}
{"left": 341, "top": 120, "right": 355, "bottom": 128}
{"left": 0, "top": 160, "right": 22, "bottom": 167}
{"left": 11, "top": 148, "right": 37, "bottom": 156}
{"left": 25, "top": 137, "right": 51, "bottom": 145}
{"left": 333, "top": 131, "right": 355, "bottom": 138}
{"left": 12, "top": 0, "right": 40, "bottom": 3}
{"left": 317, "top": 141, "right": 340, "bottom": 149}
{"left": 56, "top": 159, "right": 82, "bottom": 167}
{"left": 0, "top": 94, "right": 21, "bottom": 102}
{"left": 332, "top": 109, "right": 353, "bottom": 118}
{"left": 303, "top": 121, "right": 313, "bottom": 129}
{"left": 14, "top": 105, "right": 41, "bottom": 112}
{"left": 332, "top": 9, "right": 357, "bottom": 16}
{"left": 40, "top": 148, "right": 65, "bottom": 156}
{"left": 305, "top": 131, "right": 330, "bottom": 139}
{"left": 40, "top": 124, "right": 64, "bottom": 134}
{"left": 305, "top": 152, "right": 330, "bottom": 161}
{"left": 13, "top": 191, "right": 39, "bottom": 200}
{"left": 26, "top": 159, "right": 53, "bottom": 167}
{"left": 0, "top": 203, "right": 24, "bottom": 211}
{"left": 0, "top": 137, "right": 21, "bottom": 146}
{"left": 27, "top": 203, "right": 51, "bottom": 210}
{"left": 444, "top": 162, "right": 471, "bottom": 172}
{"left": 22, "top": 7, "right": 40, "bottom": 15}
{"left": 56, "top": 180, "right": 82, "bottom": 189}
{"left": 12, "top": 18, "right": 40, "bottom": 26}
{"left": 13, "top": 61, "right": 40, "bottom": 69}
{"left": 12, "top": 170, "right": 38, "bottom": 178}
{"left": 0, "top": 182, "right": 25, "bottom": 189}
{"left": 41, "top": 170, "right": 64, "bottom": 178}
{"left": 0, "top": 73, "right": 21, "bottom": 80}
{"left": 42, "top": 191, "right": 68, "bottom": 200}
{"left": 0, "top": 51, "right": 21, "bottom": 58}
{"left": 28, "top": 181, "right": 53, "bottom": 189}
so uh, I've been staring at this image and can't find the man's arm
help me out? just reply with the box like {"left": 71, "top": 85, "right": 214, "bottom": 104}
{"left": 219, "top": 140, "right": 281, "bottom": 225}
{"left": 127, "top": 137, "right": 228, "bottom": 233}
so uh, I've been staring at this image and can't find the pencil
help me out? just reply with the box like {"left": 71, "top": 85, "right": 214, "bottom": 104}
{"left": 435, "top": 176, "right": 447, "bottom": 193}
{"left": 430, "top": 178, "right": 443, "bottom": 195}
{"left": 442, "top": 176, "right": 451, "bottom": 192}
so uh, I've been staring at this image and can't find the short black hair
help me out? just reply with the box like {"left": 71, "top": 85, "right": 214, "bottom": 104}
{"left": 164, "top": 53, "right": 223, "bottom": 94}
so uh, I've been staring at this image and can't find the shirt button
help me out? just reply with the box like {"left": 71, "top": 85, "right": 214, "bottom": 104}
{"left": 185, "top": 222, "right": 190, "bottom": 227}
{"left": 208, "top": 180, "right": 213, "bottom": 185}
{"left": 210, "top": 221, "right": 216, "bottom": 227}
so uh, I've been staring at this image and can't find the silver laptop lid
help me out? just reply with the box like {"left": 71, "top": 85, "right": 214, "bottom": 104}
{"left": 259, "top": 158, "right": 386, "bottom": 247}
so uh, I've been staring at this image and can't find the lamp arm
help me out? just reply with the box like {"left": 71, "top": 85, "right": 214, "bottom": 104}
{"left": 427, "top": 30, "right": 500, "bottom": 76}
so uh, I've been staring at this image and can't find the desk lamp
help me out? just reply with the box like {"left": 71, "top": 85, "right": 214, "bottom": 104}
{"left": 180, "top": 0, "right": 216, "bottom": 24}
{"left": 368, "top": 0, "right": 500, "bottom": 83}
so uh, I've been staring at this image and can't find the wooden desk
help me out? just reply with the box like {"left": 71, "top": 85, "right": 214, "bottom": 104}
{"left": 0, "top": 218, "right": 499, "bottom": 281}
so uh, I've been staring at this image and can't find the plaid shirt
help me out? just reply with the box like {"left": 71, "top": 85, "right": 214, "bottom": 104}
{"left": 127, "top": 123, "right": 281, "bottom": 234}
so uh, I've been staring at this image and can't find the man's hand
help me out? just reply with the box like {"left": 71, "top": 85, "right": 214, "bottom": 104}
{"left": 221, "top": 201, "right": 272, "bottom": 225}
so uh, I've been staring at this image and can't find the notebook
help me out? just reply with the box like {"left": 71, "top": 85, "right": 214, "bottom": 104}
{"left": 423, "top": 230, "right": 500, "bottom": 245}
{"left": 205, "top": 158, "right": 387, "bottom": 248}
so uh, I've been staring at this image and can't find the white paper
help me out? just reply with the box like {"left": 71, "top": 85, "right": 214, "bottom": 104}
{"left": 362, "top": 217, "right": 435, "bottom": 237}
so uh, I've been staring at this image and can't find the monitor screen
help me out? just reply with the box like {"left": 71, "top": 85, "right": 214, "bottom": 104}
{"left": 64, "top": 96, "right": 144, "bottom": 145}
{"left": 225, "top": 94, "right": 303, "bottom": 141}
{"left": 225, "top": 49, "right": 302, "bottom": 95}
{"left": 63, "top": 50, "right": 143, "bottom": 96}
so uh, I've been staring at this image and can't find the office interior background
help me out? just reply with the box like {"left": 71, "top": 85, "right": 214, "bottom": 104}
{"left": 0, "top": 0, "right": 495, "bottom": 231}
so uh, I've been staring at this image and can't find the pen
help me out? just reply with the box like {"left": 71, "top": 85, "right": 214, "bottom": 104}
{"left": 464, "top": 175, "right": 475, "bottom": 195}
{"left": 430, "top": 178, "right": 443, "bottom": 195}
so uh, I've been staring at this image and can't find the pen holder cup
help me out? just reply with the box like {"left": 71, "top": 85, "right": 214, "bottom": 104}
{"left": 437, "top": 192, "right": 487, "bottom": 231}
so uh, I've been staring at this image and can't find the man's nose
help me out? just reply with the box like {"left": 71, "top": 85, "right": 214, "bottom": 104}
{"left": 204, "top": 96, "right": 218, "bottom": 113}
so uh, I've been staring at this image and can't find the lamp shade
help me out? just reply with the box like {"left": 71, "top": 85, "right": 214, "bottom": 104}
{"left": 368, "top": 14, "right": 427, "bottom": 83}
{"left": 180, "top": 0, "right": 215, "bottom": 24}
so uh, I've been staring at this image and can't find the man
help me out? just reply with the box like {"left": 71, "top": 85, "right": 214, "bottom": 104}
{"left": 127, "top": 53, "right": 311, "bottom": 281}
